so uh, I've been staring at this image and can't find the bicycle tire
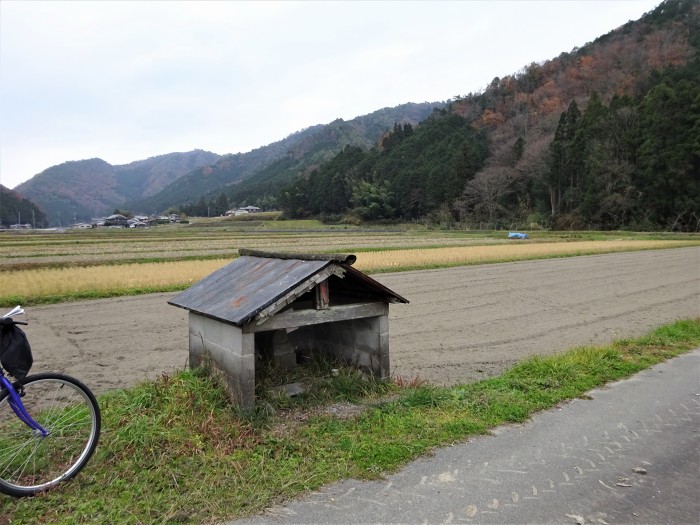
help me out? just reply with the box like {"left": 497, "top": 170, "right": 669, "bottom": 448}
{"left": 0, "top": 372, "right": 101, "bottom": 497}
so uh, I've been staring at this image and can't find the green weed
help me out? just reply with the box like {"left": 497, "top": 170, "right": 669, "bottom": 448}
{"left": 1, "top": 319, "right": 698, "bottom": 524}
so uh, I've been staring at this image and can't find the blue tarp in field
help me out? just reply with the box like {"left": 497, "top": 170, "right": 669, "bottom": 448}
{"left": 508, "top": 232, "right": 528, "bottom": 239}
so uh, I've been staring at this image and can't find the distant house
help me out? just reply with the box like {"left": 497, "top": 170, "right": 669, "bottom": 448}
{"left": 103, "top": 214, "right": 129, "bottom": 227}
{"left": 226, "top": 206, "right": 261, "bottom": 217}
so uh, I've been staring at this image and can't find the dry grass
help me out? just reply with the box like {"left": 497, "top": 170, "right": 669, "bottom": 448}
{"left": 0, "top": 259, "right": 230, "bottom": 299}
{"left": 0, "top": 231, "right": 465, "bottom": 269}
{"left": 0, "top": 240, "right": 696, "bottom": 303}
{"left": 353, "top": 240, "right": 697, "bottom": 272}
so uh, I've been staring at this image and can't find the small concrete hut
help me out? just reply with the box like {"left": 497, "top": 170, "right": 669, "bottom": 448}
{"left": 168, "top": 249, "right": 408, "bottom": 410}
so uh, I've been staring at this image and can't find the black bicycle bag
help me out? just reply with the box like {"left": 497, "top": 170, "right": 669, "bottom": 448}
{"left": 0, "top": 319, "right": 33, "bottom": 381}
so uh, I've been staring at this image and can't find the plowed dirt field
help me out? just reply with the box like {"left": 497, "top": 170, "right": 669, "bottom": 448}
{"left": 21, "top": 247, "right": 700, "bottom": 394}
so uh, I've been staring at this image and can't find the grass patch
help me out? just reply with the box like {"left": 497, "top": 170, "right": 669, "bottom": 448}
{"left": 2, "top": 319, "right": 698, "bottom": 524}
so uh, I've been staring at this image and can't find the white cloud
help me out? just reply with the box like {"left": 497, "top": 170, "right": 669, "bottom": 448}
{"left": 0, "top": 0, "right": 661, "bottom": 189}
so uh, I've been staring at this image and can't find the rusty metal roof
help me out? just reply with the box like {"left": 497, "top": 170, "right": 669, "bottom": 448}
{"left": 168, "top": 250, "right": 407, "bottom": 327}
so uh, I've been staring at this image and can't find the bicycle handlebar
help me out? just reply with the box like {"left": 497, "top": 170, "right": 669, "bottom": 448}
{"left": 0, "top": 318, "right": 27, "bottom": 326}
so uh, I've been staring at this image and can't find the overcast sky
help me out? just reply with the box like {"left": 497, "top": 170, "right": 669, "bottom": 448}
{"left": 0, "top": 0, "right": 661, "bottom": 189}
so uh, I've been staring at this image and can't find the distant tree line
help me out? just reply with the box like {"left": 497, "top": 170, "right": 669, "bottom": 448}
{"left": 277, "top": 114, "right": 490, "bottom": 222}
{"left": 178, "top": 193, "right": 230, "bottom": 218}
{"left": 0, "top": 187, "right": 47, "bottom": 228}
{"left": 176, "top": 192, "right": 278, "bottom": 217}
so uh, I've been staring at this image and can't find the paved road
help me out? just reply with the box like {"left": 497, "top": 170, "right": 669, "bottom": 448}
{"left": 228, "top": 349, "right": 700, "bottom": 525}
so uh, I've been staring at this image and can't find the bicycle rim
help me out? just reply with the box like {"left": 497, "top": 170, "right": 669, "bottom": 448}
{"left": 0, "top": 373, "right": 101, "bottom": 497}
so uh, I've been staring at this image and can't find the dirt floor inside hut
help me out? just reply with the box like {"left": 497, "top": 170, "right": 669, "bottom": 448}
{"left": 17, "top": 247, "right": 700, "bottom": 395}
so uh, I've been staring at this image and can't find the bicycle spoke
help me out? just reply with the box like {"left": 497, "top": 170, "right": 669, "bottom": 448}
{"left": 0, "top": 374, "right": 100, "bottom": 496}
{"left": 0, "top": 434, "right": 43, "bottom": 485}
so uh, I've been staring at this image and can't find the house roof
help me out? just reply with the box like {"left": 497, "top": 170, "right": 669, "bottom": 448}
{"left": 168, "top": 249, "right": 408, "bottom": 327}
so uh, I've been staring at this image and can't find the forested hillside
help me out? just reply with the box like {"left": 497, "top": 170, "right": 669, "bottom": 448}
{"left": 0, "top": 185, "right": 47, "bottom": 228}
{"left": 130, "top": 102, "right": 437, "bottom": 216}
{"left": 278, "top": 116, "right": 489, "bottom": 221}
{"left": 15, "top": 150, "right": 220, "bottom": 225}
{"left": 268, "top": 0, "right": 699, "bottom": 231}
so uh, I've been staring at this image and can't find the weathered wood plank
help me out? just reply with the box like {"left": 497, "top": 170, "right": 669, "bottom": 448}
{"left": 254, "top": 266, "right": 345, "bottom": 323}
{"left": 315, "top": 280, "right": 330, "bottom": 310}
{"left": 243, "top": 302, "right": 388, "bottom": 333}
{"left": 238, "top": 248, "right": 356, "bottom": 265}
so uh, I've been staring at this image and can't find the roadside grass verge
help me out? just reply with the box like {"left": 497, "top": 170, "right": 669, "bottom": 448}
{"left": 2, "top": 319, "right": 698, "bottom": 524}
{"left": 1, "top": 240, "right": 697, "bottom": 306}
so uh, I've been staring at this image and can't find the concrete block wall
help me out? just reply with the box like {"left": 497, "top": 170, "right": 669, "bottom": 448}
{"left": 307, "top": 315, "right": 390, "bottom": 379}
{"left": 187, "top": 308, "right": 390, "bottom": 410}
{"left": 188, "top": 312, "right": 256, "bottom": 410}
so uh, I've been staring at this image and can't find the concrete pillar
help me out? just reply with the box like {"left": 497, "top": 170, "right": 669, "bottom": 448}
{"left": 378, "top": 313, "right": 390, "bottom": 380}
{"left": 188, "top": 312, "right": 256, "bottom": 411}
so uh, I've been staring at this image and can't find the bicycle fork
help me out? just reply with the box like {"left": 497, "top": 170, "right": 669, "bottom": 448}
{"left": 1, "top": 377, "right": 48, "bottom": 437}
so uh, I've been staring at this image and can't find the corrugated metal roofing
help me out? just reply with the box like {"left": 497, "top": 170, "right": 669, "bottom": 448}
{"left": 169, "top": 256, "right": 329, "bottom": 326}
{"left": 168, "top": 251, "right": 407, "bottom": 327}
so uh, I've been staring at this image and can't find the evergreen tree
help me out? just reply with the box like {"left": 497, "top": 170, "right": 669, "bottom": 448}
{"left": 195, "top": 197, "right": 207, "bottom": 217}
{"left": 512, "top": 137, "right": 525, "bottom": 165}
{"left": 547, "top": 101, "right": 582, "bottom": 217}
{"left": 637, "top": 79, "right": 700, "bottom": 230}
{"left": 278, "top": 176, "right": 311, "bottom": 218}
{"left": 213, "top": 193, "right": 229, "bottom": 216}
{"left": 350, "top": 180, "right": 395, "bottom": 220}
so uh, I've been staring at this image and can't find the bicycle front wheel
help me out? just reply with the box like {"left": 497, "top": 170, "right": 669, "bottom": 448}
{"left": 0, "top": 373, "right": 101, "bottom": 497}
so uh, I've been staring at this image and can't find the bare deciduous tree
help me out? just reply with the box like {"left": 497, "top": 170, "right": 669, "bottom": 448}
{"left": 456, "top": 166, "right": 514, "bottom": 224}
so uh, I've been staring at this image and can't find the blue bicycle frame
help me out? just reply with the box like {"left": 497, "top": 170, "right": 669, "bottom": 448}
{"left": 0, "top": 374, "right": 48, "bottom": 437}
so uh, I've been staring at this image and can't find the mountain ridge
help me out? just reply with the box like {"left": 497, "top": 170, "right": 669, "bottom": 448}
{"left": 123, "top": 102, "right": 439, "bottom": 215}
{"left": 14, "top": 150, "right": 221, "bottom": 225}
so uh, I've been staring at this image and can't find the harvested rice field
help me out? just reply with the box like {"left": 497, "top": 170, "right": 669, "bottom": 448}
{"left": 1, "top": 220, "right": 697, "bottom": 304}
{"left": 2, "top": 219, "right": 698, "bottom": 395}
